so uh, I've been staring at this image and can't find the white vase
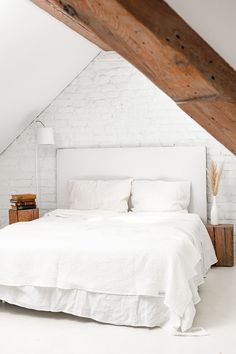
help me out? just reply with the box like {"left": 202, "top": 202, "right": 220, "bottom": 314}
{"left": 211, "top": 196, "right": 219, "bottom": 225}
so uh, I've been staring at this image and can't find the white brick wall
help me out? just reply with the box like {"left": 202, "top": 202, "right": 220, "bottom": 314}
{"left": 0, "top": 51, "right": 236, "bottom": 245}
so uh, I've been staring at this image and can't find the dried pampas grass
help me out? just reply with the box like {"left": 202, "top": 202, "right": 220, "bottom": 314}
{"left": 208, "top": 160, "right": 224, "bottom": 196}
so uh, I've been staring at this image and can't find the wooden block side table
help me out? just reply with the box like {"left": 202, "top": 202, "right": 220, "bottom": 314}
{"left": 206, "top": 224, "right": 234, "bottom": 267}
{"left": 9, "top": 208, "right": 39, "bottom": 225}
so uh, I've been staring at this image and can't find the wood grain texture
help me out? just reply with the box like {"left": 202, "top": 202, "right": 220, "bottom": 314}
{"left": 31, "top": 0, "right": 111, "bottom": 50}
{"left": 32, "top": 0, "right": 236, "bottom": 154}
{"left": 206, "top": 224, "right": 234, "bottom": 267}
{"left": 214, "top": 227, "right": 225, "bottom": 266}
{"left": 9, "top": 209, "right": 18, "bottom": 225}
{"left": 225, "top": 226, "right": 234, "bottom": 267}
{"left": 206, "top": 225, "right": 215, "bottom": 249}
{"left": 9, "top": 209, "right": 39, "bottom": 224}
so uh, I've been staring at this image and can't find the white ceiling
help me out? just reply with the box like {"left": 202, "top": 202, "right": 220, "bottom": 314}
{"left": 166, "top": 0, "right": 236, "bottom": 70}
{"left": 0, "top": 0, "right": 100, "bottom": 154}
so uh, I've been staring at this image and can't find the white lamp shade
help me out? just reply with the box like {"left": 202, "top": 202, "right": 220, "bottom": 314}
{"left": 37, "top": 127, "right": 54, "bottom": 145}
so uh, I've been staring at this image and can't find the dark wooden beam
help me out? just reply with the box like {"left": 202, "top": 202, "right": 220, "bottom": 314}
{"left": 31, "top": 0, "right": 111, "bottom": 51}
{"left": 32, "top": 0, "right": 236, "bottom": 154}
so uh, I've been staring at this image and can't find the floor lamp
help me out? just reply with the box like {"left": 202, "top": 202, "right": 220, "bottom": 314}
{"left": 35, "top": 120, "right": 55, "bottom": 207}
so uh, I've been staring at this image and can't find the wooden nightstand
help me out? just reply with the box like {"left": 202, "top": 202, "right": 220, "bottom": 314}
{"left": 206, "top": 224, "right": 234, "bottom": 267}
{"left": 9, "top": 209, "right": 39, "bottom": 224}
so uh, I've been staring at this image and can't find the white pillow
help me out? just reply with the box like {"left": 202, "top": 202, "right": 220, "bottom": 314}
{"left": 131, "top": 180, "right": 191, "bottom": 212}
{"left": 68, "top": 178, "right": 132, "bottom": 212}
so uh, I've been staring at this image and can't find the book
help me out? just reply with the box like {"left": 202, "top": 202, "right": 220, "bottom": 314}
{"left": 10, "top": 194, "right": 36, "bottom": 201}
{"left": 10, "top": 200, "right": 36, "bottom": 206}
{"left": 11, "top": 205, "right": 37, "bottom": 210}
{"left": 11, "top": 204, "right": 36, "bottom": 209}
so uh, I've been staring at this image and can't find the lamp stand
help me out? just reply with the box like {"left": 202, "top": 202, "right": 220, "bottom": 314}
{"left": 35, "top": 143, "right": 40, "bottom": 208}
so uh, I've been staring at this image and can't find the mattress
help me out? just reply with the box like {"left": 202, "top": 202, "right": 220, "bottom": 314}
{"left": 0, "top": 210, "right": 217, "bottom": 333}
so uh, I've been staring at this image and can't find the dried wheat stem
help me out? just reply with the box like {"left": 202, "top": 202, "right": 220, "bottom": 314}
{"left": 208, "top": 160, "right": 224, "bottom": 196}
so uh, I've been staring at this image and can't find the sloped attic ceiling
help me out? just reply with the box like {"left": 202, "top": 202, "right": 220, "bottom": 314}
{"left": 35, "top": 0, "right": 236, "bottom": 154}
{"left": 0, "top": 0, "right": 100, "bottom": 154}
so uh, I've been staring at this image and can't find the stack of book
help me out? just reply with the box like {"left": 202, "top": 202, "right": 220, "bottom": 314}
{"left": 10, "top": 194, "right": 37, "bottom": 210}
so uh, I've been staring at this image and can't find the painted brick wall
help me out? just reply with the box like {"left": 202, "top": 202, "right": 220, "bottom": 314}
{"left": 0, "top": 51, "right": 235, "bottom": 244}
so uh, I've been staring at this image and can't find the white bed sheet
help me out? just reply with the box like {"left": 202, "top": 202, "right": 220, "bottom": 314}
{"left": 0, "top": 210, "right": 216, "bottom": 332}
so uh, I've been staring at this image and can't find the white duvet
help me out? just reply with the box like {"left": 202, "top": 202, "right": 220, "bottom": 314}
{"left": 0, "top": 210, "right": 216, "bottom": 332}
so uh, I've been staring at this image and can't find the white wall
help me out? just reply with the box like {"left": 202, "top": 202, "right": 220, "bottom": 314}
{"left": 0, "top": 52, "right": 235, "bottom": 245}
{"left": 0, "top": 0, "right": 100, "bottom": 154}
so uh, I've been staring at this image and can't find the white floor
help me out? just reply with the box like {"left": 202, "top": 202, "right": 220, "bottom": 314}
{"left": 0, "top": 267, "right": 235, "bottom": 354}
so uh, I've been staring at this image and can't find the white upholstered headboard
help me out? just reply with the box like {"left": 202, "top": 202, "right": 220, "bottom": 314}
{"left": 57, "top": 146, "right": 207, "bottom": 222}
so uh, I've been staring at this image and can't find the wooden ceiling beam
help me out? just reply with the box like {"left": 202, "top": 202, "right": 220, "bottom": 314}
{"left": 31, "top": 0, "right": 111, "bottom": 51}
{"left": 32, "top": 0, "right": 236, "bottom": 154}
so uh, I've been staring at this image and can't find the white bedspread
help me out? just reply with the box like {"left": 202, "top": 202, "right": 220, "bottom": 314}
{"left": 0, "top": 210, "right": 216, "bottom": 331}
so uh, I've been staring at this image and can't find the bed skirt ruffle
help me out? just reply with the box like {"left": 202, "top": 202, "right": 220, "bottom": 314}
{"left": 0, "top": 285, "right": 195, "bottom": 331}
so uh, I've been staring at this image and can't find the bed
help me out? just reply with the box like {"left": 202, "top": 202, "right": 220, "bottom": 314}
{"left": 0, "top": 147, "right": 217, "bottom": 334}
